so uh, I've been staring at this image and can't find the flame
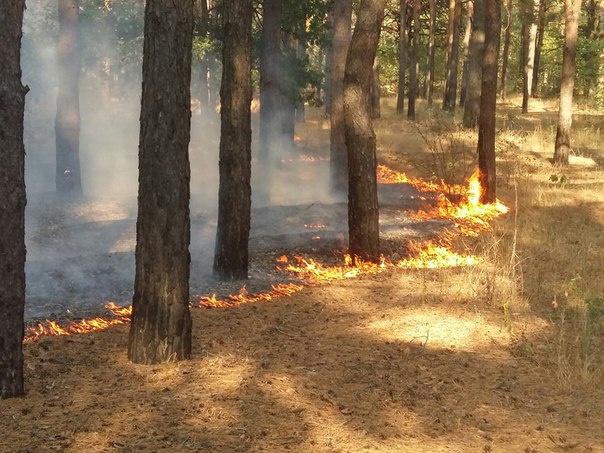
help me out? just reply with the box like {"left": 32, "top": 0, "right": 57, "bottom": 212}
{"left": 278, "top": 168, "right": 507, "bottom": 284}
{"left": 24, "top": 303, "right": 132, "bottom": 343}
{"left": 198, "top": 283, "right": 304, "bottom": 308}
{"left": 411, "top": 169, "right": 509, "bottom": 237}
{"left": 23, "top": 165, "right": 508, "bottom": 343}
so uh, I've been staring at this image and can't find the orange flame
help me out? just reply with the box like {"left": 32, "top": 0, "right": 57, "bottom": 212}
{"left": 24, "top": 303, "right": 132, "bottom": 343}
{"left": 198, "top": 283, "right": 304, "bottom": 308}
{"left": 411, "top": 169, "right": 508, "bottom": 237}
{"left": 23, "top": 165, "right": 508, "bottom": 343}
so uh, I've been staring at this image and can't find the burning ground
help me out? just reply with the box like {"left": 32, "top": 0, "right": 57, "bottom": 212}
{"left": 5, "top": 102, "right": 604, "bottom": 451}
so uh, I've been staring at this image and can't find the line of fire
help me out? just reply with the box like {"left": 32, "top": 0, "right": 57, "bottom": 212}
{"left": 24, "top": 164, "right": 508, "bottom": 342}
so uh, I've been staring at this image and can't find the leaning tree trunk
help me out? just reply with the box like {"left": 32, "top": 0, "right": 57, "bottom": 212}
{"left": 330, "top": 0, "right": 353, "bottom": 195}
{"left": 408, "top": 0, "right": 420, "bottom": 119}
{"left": 531, "top": 0, "right": 547, "bottom": 97}
{"left": 258, "top": 0, "right": 283, "bottom": 204}
{"left": 213, "top": 0, "right": 252, "bottom": 281}
{"left": 521, "top": 0, "right": 538, "bottom": 113}
{"left": 344, "top": 0, "right": 385, "bottom": 262}
{"left": 459, "top": 0, "right": 474, "bottom": 107}
{"left": 426, "top": 0, "right": 437, "bottom": 104}
{"left": 500, "top": 0, "right": 512, "bottom": 99}
{"left": 462, "top": 0, "right": 485, "bottom": 128}
{"left": 55, "top": 0, "right": 82, "bottom": 195}
{"left": 443, "top": 0, "right": 462, "bottom": 111}
{"left": 128, "top": 0, "right": 194, "bottom": 364}
{"left": 0, "top": 0, "right": 27, "bottom": 399}
{"left": 554, "top": 0, "right": 582, "bottom": 165}
{"left": 477, "top": 0, "right": 501, "bottom": 203}
{"left": 396, "top": 0, "right": 408, "bottom": 114}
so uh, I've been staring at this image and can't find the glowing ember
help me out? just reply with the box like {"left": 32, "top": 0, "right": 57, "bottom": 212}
{"left": 304, "top": 223, "right": 328, "bottom": 229}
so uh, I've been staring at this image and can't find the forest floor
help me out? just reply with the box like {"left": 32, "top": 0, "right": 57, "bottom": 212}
{"left": 3, "top": 96, "right": 604, "bottom": 452}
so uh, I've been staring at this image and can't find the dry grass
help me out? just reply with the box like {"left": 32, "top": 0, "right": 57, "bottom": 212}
{"left": 1, "top": 96, "right": 603, "bottom": 452}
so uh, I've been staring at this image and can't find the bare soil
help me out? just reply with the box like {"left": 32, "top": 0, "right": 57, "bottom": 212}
{"left": 3, "top": 100, "right": 603, "bottom": 452}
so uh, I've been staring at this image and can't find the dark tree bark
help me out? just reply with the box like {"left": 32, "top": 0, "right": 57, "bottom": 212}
{"left": 196, "top": 0, "right": 210, "bottom": 112}
{"left": 213, "top": 0, "right": 252, "bottom": 280}
{"left": 477, "top": 0, "right": 501, "bottom": 203}
{"left": 128, "top": 0, "right": 194, "bottom": 364}
{"left": 0, "top": 0, "right": 27, "bottom": 399}
{"left": 371, "top": 56, "right": 381, "bottom": 118}
{"left": 408, "top": 0, "right": 420, "bottom": 119}
{"left": 55, "top": 0, "right": 82, "bottom": 195}
{"left": 396, "top": 0, "right": 408, "bottom": 114}
{"left": 443, "top": 0, "right": 462, "bottom": 111}
{"left": 521, "top": 0, "right": 538, "bottom": 113}
{"left": 531, "top": 0, "right": 547, "bottom": 97}
{"left": 462, "top": 0, "right": 485, "bottom": 128}
{"left": 344, "top": 0, "right": 385, "bottom": 262}
{"left": 426, "top": 0, "right": 437, "bottom": 104}
{"left": 586, "top": 0, "right": 597, "bottom": 36}
{"left": 554, "top": 0, "right": 582, "bottom": 165}
{"left": 258, "top": 0, "right": 283, "bottom": 204}
{"left": 330, "top": 0, "right": 353, "bottom": 195}
{"left": 499, "top": 0, "right": 512, "bottom": 99}
{"left": 460, "top": 0, "right": 474, "bottom": 107}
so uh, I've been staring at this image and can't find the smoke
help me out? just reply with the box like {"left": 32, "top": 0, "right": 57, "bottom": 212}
{"left": 21, "top": 0, "right": 339, "bottom": 320}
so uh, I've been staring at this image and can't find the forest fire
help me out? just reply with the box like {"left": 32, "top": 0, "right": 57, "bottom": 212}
{"left": 23, "top": 165, "right": 507, "bottom": 343}
{"left": 198, "top": 283, "right": 304, "bottom": 308}
{"left": 410, "top": 170, "right": 509, "bottom": 237}
{"left": 24, "top": 303, "right": 132, "bottom": 342}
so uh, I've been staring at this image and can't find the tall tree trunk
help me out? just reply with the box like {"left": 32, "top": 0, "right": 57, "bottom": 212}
{"left": 521, "top": 0, "right": 538, "bottom": 113}
{"left": 55, "top": 0, "right": 82, "bottom": 195}
{"left": 258, "top": 0, "right": 283, "bottom": 204}
{"left": 443, "top": 0, "right": 462, "bottom": 111}
{"left": 197, "top": 0, "right": 210, "bottom": 112}
{"left": 597, "top": 0, "right": 604, "bottom": 96}
{"left": 463, "top": 0, "right": 485, "bottom": 128}
{"left": 396, "top": 0, "right": 408, "bottom": 114}
{"left": 213, "top": 0, "right": 252, "bottom": 281}
{"left": 408, "top": 0, "right": 420, "bottom": 119}
{"left": 460, "top": 0, "right": 474, "bottom": 107}
{"left": 426, "top": 0, "right": 437, "bottom": 104}
{"left": 128, "top": 0, "right": 194, "bottom": 364}
{"left": 281, "top": 34, "right": 297, "bottom": 148}
{"left": 477, "top": 0, "right": 501, "bottom": 203}
{"left": 371, "top": 56, "right": 382, "bottom": 118}
{"left": 324, "top": 34, "right": 333, "bottom": 114}
{"left": 0, "top": 0, "right": 26, "bottom": 399}
{"left": 344, "top": 0, "right": 385, "bottom": 262}
{"left": 500, "top": 0, "right": 512, "bottom": 99}
{"left": 531, "top": 0, "right": 547, "bottom": 97}
{"left": 330, "top": 0, "right": 353, "bottom": 195}
{"left": 586, "top": 0, "right": 597, "bottom": 35}
{"left": 554, "top": 0, "right": 582, "bottom": 165}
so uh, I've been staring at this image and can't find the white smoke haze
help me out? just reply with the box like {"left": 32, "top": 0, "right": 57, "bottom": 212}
{"left": 21, "top": 0, "right": 341, "bottom": 321}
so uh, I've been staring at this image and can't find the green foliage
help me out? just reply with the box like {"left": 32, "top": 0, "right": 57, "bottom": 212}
{"left": 548, "top": 174, "right": 568, "bottom": 185}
